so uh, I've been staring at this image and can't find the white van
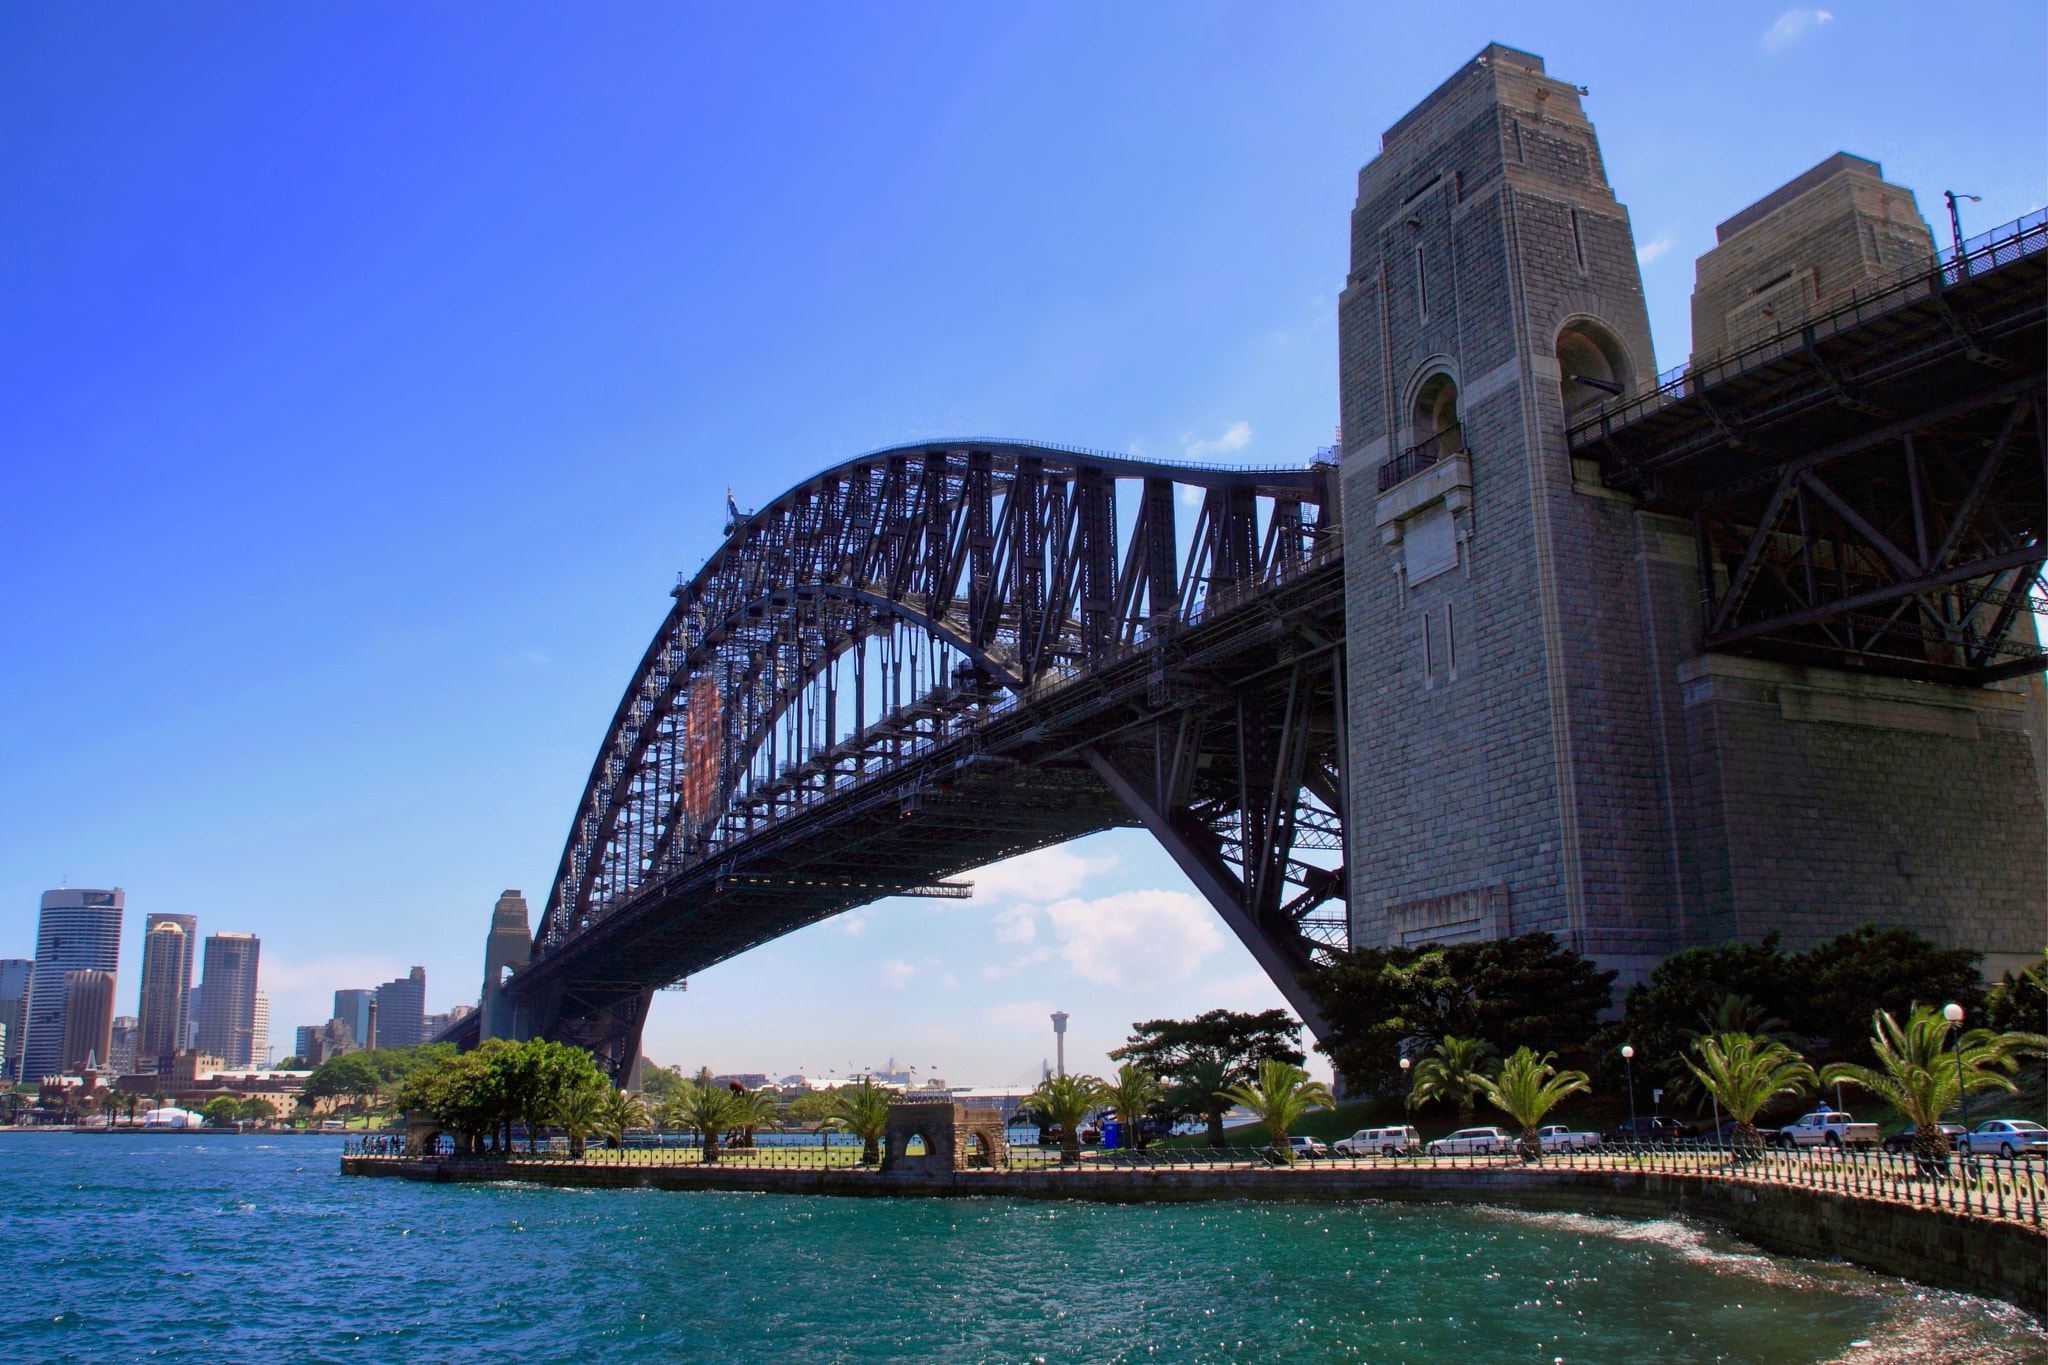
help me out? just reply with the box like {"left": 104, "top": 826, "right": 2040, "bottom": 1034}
{"left": 1333, "top": 1125, "right": 1422, "bottom": 1156}
{"left": 321, "top": 1119, "right": 346, "bottom": 1133}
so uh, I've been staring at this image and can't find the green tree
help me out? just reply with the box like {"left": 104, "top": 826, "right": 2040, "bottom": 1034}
{"left": 495, "top": 1039, "right": 606, "bottom": 1152}
{"left": 667, "top": 1079, "right": 744, "bottom": 1164}
{"left": 1478, "top": 1048, "right": 1592, "bottom": 1163}
{"left": 1305, "top": 933, "right": 1613, "bottom": 1095}
{"left": 1104, "top": 1065, "right": 1165, "bottom": 1150}
{"left": 823, "top": 1078, "right": 892, "bottom": 1165}
{"left": 783, "top": 1090, "right": 837, "bottom": 1127}
{"left": 303, "top": 1053, "right": 385, "bottom": 1113}
{"left": 597, "top": 1089, "right": 648, "bottom": 1148}
{"left": 237, "top": 1097, "right": 278, "bottom": 1124}
{"left": 727, "top": 1087, "right": 780, "bottom": 1148}
{"left": 1794, "top": 926, "right": 1984, "bottom": 1057}
{"left": 1404, "top": 1036, "right": 1495, "bottom": 1123}
{"left": 1023, "top": 1072, "right": 1113, "bottom": 1165}
{"left": 395, "top": 1039, "right": 514, "bottom": 1152}
{"left": 1820, "top": 1007, "right": 2022, "bottom": 1163}
{"left": 202, "top": 1095, "right": 241, "bottom": 1128}
{"left": 638, "top": 1062, "right": 685, "bottom": 1102}
{"left": 553, "top": 1081, "right": 608, "bottom": 1158}
{"left": 1985, "top": 950, "right": 2046, "bottom": 1036}
{"left": 1682, "top": 1033, "right": 1816, "bottom": 1155}
{"left": 98, "top": 1087, "right": 128, "bottom": 1129}
{"left": 1110, "top": 1009, "right": 1304, "bottom": 1141}
{"left": 1216, "top": 1058, "right": 1334, "bottom": 1162}
{"left": 275, "top": 1056, "right": 308, "bottom": 1071}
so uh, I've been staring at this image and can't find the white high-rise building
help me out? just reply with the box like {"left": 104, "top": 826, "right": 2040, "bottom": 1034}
{"left": 22, "top": 890, "right": 123, "bottom": 1081}
{"left": 251, "top": 990, "right": 270, "bottom": 1068}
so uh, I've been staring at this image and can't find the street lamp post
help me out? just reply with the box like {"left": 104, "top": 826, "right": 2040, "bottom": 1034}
{"left": 1621, "top": 1046, "right": 1638, "bottom": 1137}
{"left": 1944, "top": 191, "right": 1981, "bottom": 275}
{"left": 1943, "top": 1002, "right": 1970, "bottom": 1152}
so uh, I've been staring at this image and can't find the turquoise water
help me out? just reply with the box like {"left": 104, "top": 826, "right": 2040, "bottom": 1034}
{"left": 2, "top": 1134, "right": 2041, "bottom": 1364}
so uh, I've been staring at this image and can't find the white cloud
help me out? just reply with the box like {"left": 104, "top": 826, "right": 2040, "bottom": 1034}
{"left": 972, "top": 845, "right": 1118, "bottom": 904}
{"left": 1762, "top": 9, "right": 1832, "bottom": 52}
{"left": 994, "top": 904, "right": 1038, "bottom": 944}
{"left": 1041, "top": 889, "right": 1223, "bottom": 989}
{"left": 1182, "top": 421, "right": 1251, "bottom": 459}
{"left": 832, "top": 913, "right": 867, "bottom": 936}
{"left": 879, "top": 958, "right": 916, "bottom": 988}
{"left": 1636, "top": 233, "right": 1674, "bottom": 264}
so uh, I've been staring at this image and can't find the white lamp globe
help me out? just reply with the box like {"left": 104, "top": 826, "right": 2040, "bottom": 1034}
{"left": 1943, "top": 1002, "right": 1965, "bottom": 1024}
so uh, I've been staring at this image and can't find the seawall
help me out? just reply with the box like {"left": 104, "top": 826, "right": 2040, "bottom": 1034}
{"left": 342, "top": 1157, "right": 2045, "bottom": 1317}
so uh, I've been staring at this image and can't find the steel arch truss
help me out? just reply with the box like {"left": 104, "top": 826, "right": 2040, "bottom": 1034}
{"left": 536, "top": 441, "right": 1337, "bottom": 959}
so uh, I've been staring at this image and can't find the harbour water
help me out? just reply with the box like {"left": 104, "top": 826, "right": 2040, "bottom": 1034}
{"left": 2, "top": 1133, "right": 2041, "bottom": 1364}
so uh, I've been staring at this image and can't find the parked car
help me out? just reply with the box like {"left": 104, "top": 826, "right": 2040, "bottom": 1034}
{"left": 1426, "top": 1126, "right": 1512, "bottom": 1156}
{"left": 1285, "top": 1134, "right": 1328, "bottom": 1159}
{"left": 1333, "top": 1125, "right": 1422, "bottom": 1157}
{"left": 1535, "top": 1124, "right": 1600, "bottom": 1152}
{"left": 1775, "top": 1111, "right": 1878, "bottom": 1150}
{"left": 1881, "top": 1122, "right": 1966, "bottom": 1153}
{"left": 1602, "top": 1117, "right": 1695, "bottom": 1146}
{"left": 1959, "top": 1119, "right": 2048, "bottom": 1158}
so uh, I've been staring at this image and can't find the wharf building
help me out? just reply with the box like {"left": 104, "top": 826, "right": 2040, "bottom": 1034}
{"left": 1335, "top": 45, "right": 2044, "bottom": 984}
{"left": 21, "top": 889, "right": 123, "bottom": 1082}
{"left": 0, "top": 958, "right": 30, "bottom": 1082}
{"left": 195, "top": 932, "right": 261, "bottom": 1070}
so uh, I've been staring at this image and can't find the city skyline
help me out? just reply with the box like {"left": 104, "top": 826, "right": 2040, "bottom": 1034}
{"left": 3, "top": 4, "right": 2042, "bottom": 1084}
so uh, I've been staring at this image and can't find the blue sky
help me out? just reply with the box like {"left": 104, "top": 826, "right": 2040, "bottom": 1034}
{"left": 3, "top": 3, "right": 2042, "bottom": 1084}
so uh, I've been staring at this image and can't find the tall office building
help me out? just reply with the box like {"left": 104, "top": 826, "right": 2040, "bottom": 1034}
{"left": 0, "top": 959, "right": 31, "bottom": 1082}
{"left": 60, "top": 970, "right": 116, "bottom": 1072}
{"left": 22, "top": 889, "right": 123, "bottom": 1081}
{"left": 332, "top": 989, "right": 372, "bottom": 1051}
{"left": 195, "top": 933, "right": 261, "bottom": 1069}
{"left": 293, "top": 1024, "right": 316, "bottom": 1063}
{"left": 373, "top": 967, "right": 426, "bottom": 1049}
{"left": 108, "top": 1015, "right": 139, "bottom": 1074}
{"left": 251, "top": 990, "right": 270, "bottom": 1068}
{"left": 136, "top": 918, "right": 192, "bottom": 1071}
{"left": 139, "top": 913, "right": 197, "bottom": 1059}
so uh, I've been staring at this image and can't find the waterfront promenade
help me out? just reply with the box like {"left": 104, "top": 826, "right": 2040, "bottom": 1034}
{"left": 344, "top": 1142, "right": 2046, "bottom": 1317}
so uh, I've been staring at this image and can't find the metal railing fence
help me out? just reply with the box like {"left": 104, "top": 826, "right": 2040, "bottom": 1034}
{"left": 342, "top": 1135, "right": 2044, "bottom": 1227}
{"left": 1568, "top": 206, "right": 2048, "bottom": 446}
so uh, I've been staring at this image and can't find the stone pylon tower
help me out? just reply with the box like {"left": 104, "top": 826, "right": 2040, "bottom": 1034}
{"left": 1337, "top": 45, "right": 1686, "bottom": 983}
{"left": 478, "top": 889, "right": 532, "bottom": 1042}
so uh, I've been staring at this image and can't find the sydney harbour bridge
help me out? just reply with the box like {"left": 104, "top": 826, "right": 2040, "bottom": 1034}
{"left": 503, "top": 447, "right": 1352, "bottom": 1078}
{"left": 438, "top": 48, "right": 2046, "bottom": 1083}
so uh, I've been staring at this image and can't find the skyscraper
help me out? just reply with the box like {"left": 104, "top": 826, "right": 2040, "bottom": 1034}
{"left": 373, "top": 967, "right": 426, "bottom": 1049}
{"left": 251, "top": 990, "right": 270, "bottom": 1068}
{"left": 22, "top": 889, "right": 123, "bottom": 1081}
{"left": 139, "top": 913, "right": 197, "bottom": 1061}
{"left": 195, "top": 933, "right": 261, "bottom": 1069}
{"left": 60, "top": 970, "right": 116, "bottom": 1073}
{"left": 137, "top": 918, "right": 192, "bottom": 1071}
{"left": 108, "top": 1015, "right": 139, "bottom": 1074}
{"left": 0, "top": 959, "right": 31, "bottom": 1082}
{"left": 332, "top": 989, "right": 372, "bottom": 1050}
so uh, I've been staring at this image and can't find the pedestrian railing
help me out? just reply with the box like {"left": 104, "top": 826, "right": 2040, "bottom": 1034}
{"left": 342, "top": 1134, "right": 2046, "bottom": 1225}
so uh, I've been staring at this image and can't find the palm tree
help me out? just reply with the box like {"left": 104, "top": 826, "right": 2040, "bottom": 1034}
{"left": 665, "top": 1080, "right": 744, "bottom": 1164}
{"left": 1405, "top": 1037, "right": 1495, "bottom": 1123}
{"left": 99, "top": 1088, "right": 127, "bottom": 1130}
{"left": 1820, "top": 1007, "right": 2022, "bottom": 1165}
{"left": 553, "top": 1082, "right": 608, "bottom": 1158}
{"left": 825, "top": 1077, "right": 892, "bottom": 1165}
{"left": 1024, "top": 1072, "right": 1113, "bottom": 1165}
{"left": 727, "top": 1087, "right": 781, "bottom": 1149}
{"left": 1106, "top": 1065, "right": 1164, "bottom": 1151}
{"left": 1683, "top": 1033, "right": 1815, "bottom": 1156}
{"left": 596, "top": 1089, "right": 647, "bottom": 1150}
{"left": 1216, "top": 1058, "right": 1334, "bottom": 1162}
{"left": 1478, "top": 1047, "right": 1592, "bottom": 1163}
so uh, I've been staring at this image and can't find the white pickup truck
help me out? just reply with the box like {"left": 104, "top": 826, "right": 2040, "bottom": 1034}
{"left": 1536, "top": 1124, "right": 1601, "bottom": 1152}
{"left": 1775, "top": 1111, "right": 1879, "bottom": 1150}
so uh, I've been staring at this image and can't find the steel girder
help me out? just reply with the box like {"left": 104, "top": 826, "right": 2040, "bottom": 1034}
{"left": 1570, "top": 218, "right": 2047, "bottom": 684}
{"left": 515, "top": 439, "right": 1344, "bottom": 1078}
